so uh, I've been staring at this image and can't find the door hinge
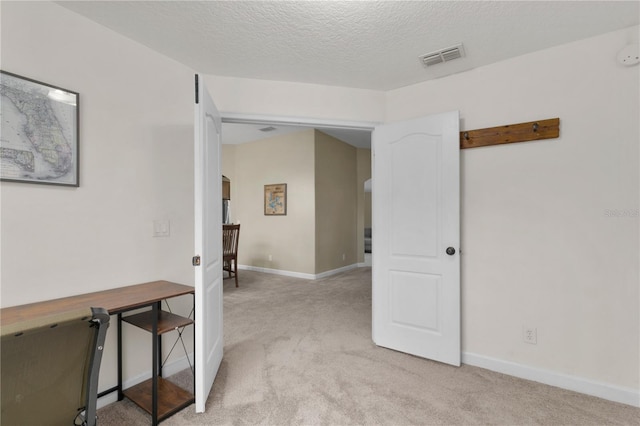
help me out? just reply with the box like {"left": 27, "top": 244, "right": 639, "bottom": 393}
{"left": 192, "top": 255, "right": 201, "bottom": 266}
{"left": 194, "top": 74, "right": 199, "bottom": 104}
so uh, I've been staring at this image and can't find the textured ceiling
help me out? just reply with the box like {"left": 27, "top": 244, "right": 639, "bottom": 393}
{"left": 54, "top": 1, "right": 639, "bottom": 147}
{"left": 57, "top": 1, "right": 639, "bottom": 91}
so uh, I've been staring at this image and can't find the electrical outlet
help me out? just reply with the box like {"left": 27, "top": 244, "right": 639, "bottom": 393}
{"left": 268, "top": 254, "right": 272, "bottom": 262}
{"left": 152, "top": 220, "right": 170, "bottom": 237}
{"left": 342, "top": 253, "right": 346, "bottom": 261}
{"left": 523, "top": 326, "right": 537, "bottom": 345}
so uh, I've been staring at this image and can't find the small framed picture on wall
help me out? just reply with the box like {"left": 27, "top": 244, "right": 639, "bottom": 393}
{"left": 264, "top": 183, "right": 287, "bottom": 215}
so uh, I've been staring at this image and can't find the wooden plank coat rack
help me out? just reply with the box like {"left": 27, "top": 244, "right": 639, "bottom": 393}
{"left": 460, "top": 117, "right": 559, "bottom": 149}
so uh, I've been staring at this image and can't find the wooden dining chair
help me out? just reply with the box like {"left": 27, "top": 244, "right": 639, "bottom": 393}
{"left": 222, "top": 224, "right": 240, "bottom": 287}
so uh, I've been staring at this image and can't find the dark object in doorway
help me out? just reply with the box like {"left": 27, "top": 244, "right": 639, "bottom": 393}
{"left": 223, "top": 224, "right": 241, "bottom": 287}
{"left": 365, "top": 227, "right": 372, "bottom": 253}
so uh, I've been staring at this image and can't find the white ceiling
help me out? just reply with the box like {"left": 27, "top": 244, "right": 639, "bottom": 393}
{"left": 55, "top": 0, "right": 639, "bottom": 147}
{"left": 223, "top": 122, "right": 372, "bottom": 148}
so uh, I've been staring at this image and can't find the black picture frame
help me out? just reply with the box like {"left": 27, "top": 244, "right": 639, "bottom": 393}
{"left": 0, "top": 70, "right": 79, "bottom": 187}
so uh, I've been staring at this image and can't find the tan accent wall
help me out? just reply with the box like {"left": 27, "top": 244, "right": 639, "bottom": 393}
{"left": 356, "top": 149, "right": 372, "bottom": 263}
{"left": 233, "top": 130, "right": 316, "bottom": 274}
{"left": 314, "top": 131, "right": 357, "bottom": 273}
{"left": 225, "top": 130, "right": 362, "bottom": 274}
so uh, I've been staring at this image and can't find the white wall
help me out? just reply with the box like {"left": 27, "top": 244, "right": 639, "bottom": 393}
{"left": 0, "top": 1, "right": 196, "bottom": 395}
{"left": 203, "top": 74, "right": 385, "bottom": 124}
{"left": 387, "top": 26, "right": 639, "bottom": 394}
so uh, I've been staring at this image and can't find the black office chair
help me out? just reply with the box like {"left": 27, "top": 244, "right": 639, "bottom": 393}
{"left": 1, "top": 307, "right": 110, "bottom": 426}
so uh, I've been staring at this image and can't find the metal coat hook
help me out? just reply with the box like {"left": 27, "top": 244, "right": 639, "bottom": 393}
{"left": 532, "top": 122, "right": 539, "bottom": 132}
{"left": 463, "top": 132, "right": 469, "bottom": 140}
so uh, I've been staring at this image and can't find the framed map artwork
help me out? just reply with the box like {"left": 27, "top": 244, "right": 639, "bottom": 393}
{"left": 0, "top": 71, "right": 79, "bottom": 186}
{"left": 264, "top": 183, "right": 287, "bottom": 215}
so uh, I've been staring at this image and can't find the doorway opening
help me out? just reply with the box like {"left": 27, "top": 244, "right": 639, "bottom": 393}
{"left": 219, "top": 113, "right": 376, "bottom": 278}
{"left": 363, "top": 178, "right": 372, "bottom": 267}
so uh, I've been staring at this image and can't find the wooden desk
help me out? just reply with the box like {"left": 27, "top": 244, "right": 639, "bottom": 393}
{"left": 0, "top": 280, "right": 195, "bottom": 425}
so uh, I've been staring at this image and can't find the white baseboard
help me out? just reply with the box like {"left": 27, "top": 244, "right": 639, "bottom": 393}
{"left": 462, "top": 352, "right": 639, "bottom": 407}
{"left": 315, "top": 264, "right": 358, "bottom": 279}
{"left": 97, "top": 352, "right": 194, "bottom": 409}
{"left": 238, "top": 264, "right": 316, "bottom": 279}
{"left": 238, "top": 263, "right": 358, "bottom": 280}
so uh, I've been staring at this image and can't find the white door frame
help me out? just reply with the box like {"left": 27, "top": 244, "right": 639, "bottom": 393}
{"left": 221, "top": 112, "right": 377, "bottom": 132}
{"left": 194, "top": 105, "right": 376, "bottom": 411}
{"left": 219, "top": 111, "right": 378, "bottom": 272}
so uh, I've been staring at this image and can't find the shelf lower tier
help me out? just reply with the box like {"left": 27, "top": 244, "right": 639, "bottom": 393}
{"left": 122, "top": 310, "right": 193, "bottom": 334}
{"left": 123, "top": 377, "right": 194, "bottom": 421}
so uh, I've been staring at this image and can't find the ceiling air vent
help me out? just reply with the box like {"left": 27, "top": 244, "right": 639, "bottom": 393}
{"left": 419, "top": 44, "right": 465, "bottom": 67}
{"left": 259, "top": 126, "right": 277, "bottom": 132}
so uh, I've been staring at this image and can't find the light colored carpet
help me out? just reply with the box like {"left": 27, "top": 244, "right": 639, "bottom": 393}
{"left": 98, "top": 268, "right": 640, "bottom": 425}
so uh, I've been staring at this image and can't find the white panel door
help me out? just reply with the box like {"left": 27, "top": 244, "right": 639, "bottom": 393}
{"left": 372, "top": 111, "right": 460, "bottom": 366}
{"left": 194, "top": 74, "right": 223, "bottom": 412}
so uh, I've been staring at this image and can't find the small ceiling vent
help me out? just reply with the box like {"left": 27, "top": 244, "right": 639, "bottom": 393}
{"left": 259, "top": 126, "right": 277, "bottom": 132}
{"left": 419, "top": 44, "right": 465, "bottom": 67}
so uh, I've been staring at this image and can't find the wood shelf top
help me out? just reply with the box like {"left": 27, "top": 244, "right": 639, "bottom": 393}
{"left": 1, "top": 281, "right": 194, "bottom": 326}
{"left": 122, "top": 310, "right": 193, "bottom": 334}
{"left": 123, "top": 377, "right": 194, "bottom": 421}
